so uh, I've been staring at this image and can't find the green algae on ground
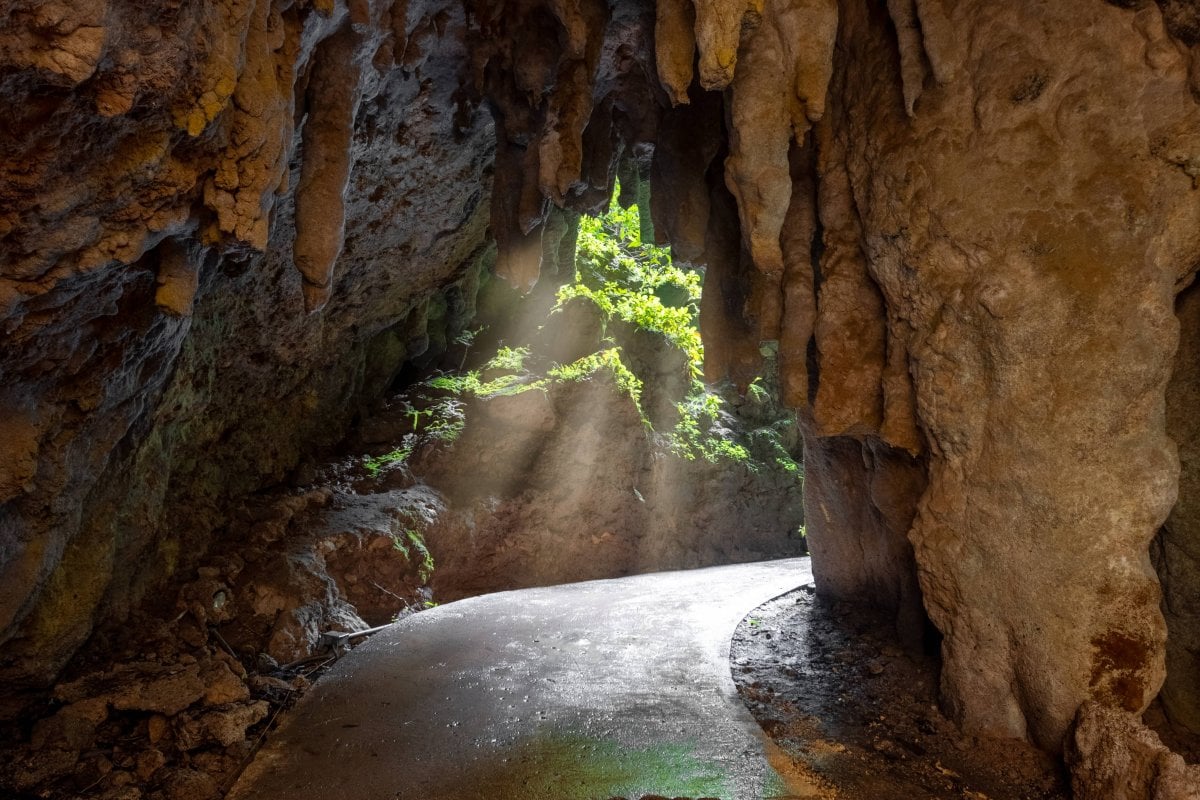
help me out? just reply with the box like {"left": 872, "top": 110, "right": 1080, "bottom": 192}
{"left": 457, "top": 732, "right": 733, "bottom": 799}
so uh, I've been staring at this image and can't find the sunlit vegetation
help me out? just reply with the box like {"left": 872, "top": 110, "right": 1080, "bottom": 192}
{"left": 364, "top": 444, "right": 414, "bottom": 476}
{"left": 559, "top": 196, "right": 703, "bottom": 371}
{"left": 562, "top": 187, "right": 799, "bottom": 473}
{"left": 391, "top": 528, "right": 435, "bottom": 583}
{"left": 363, "top": 181, "right": 802, "bottom": 479}
{"left": 427, "top": 346, "right": 536, "bottom": 397}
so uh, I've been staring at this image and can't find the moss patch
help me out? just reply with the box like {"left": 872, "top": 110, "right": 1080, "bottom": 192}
{"left": 426, "top": 732, "right": 734, "bottom": 800}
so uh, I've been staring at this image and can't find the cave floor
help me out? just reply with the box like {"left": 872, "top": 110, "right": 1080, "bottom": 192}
{"left": 226, "top": 558, "right": 814, "bottom": 800}
{"left": 733, "top": 590, "right": 1071, "bottom": 799}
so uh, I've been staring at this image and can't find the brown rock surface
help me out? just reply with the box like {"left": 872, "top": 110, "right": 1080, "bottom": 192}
{"left": 803, "top": 433, "right": 927, "bottom": 649}
{"left": 1067, "top": 701, "right": 1200, "bottom": 800}
{"left": 414, "top": 369, "right": 807, "bottom": 597}
{"left": 3, "top": 0, "right": 1200, "bottom": 793}
{"left": 0, "top": 0, "right": 493, "bottom": 706}
{"left": 823, "top": 0, "right": 1200, "bottom": 750}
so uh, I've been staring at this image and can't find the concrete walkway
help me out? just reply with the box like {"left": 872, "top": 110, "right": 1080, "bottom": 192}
{"left": 228, "top": 558, "right": 813, "bottom": 800}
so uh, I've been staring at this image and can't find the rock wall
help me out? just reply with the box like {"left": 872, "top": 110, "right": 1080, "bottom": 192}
{"left": 821, "top": 0, "right": 1200, "bottom": 751}
{"left": 4, "top": 0, "right": 1200, "bottom": 784}
{"left": 0, "top": 0, "right": 494, "bottom": 710}
{"left": 466, "top": 0, "right": 1200, "bottom": 762}
{"left": 417, "top": 376, "right": 807, "bottom": 600}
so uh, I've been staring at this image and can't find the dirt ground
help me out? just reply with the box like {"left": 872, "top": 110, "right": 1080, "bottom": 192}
{"left": 731, "top": 588, "right": 1070, "bottom": 800}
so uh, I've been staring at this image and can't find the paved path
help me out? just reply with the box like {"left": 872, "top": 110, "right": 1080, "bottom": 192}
{"left": 228, "top": 558, "right": 813, "bottom": 800}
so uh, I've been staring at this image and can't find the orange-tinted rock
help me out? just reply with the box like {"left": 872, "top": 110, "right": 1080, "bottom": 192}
{"left": 802, "top": 431, "right": 927, "bottom": 649}
{"left": 828, "top": 0, "right": 1200, "bottom": 749}
{"left": 0, "top": 0, "right": 494, "bottom": 703}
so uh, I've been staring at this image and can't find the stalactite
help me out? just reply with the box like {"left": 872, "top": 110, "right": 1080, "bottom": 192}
{"left": 691, "top": 0, "right": 763, "bottom": 90}
{"left": 472, "top": 0, "right": 658, "bottom": 290}
{"left": 649, "top": 85, "right": 724, "bottom": 260}
{"left": 724, "top": 0, "right": 835, "bottom": 351}
{"left": 292, "top": 24, "right": 364, "bottom": 313}
{"left": 884, "top": 0, "right": 926, "bottom": 116}
{"left": 654, "top": 0, "right": 696, "bottom": 105}
{"left": 777, "top": 140, "right": 818, "bottom": 411}
{"left": 154, "top": 239, "right": 200, "bottom": 318}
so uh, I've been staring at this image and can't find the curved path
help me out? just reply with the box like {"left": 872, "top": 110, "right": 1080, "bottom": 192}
{"left": 228, "top": 558, "right": 813, "bottom": 800}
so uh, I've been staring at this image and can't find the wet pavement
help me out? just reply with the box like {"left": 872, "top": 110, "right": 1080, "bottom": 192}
{"left": 227, "top": 558, "right": 813, "bottom": 800}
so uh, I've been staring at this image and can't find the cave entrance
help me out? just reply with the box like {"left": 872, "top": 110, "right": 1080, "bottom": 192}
{"left": 341, "top": 178, "right": 809, "bottom": 604}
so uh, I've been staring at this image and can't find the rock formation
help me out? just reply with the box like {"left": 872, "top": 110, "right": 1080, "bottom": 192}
{"left": 1067, "top": 701, "right": 1200, "bottom": 800}
{"left": 468, "top": 0, "right": 1200, "bottom": 765}
{"left": 817, "top": 0, "right": 1200, "bottom": 754}
{"left": 0, "top": 0, "right": 494, "bottom": 714}
{"left": 3, "top": 0, "right": 1200, "bottom": 795}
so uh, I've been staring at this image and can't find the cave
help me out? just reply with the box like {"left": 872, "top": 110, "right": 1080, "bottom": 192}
{"left": 3, "top": 0, "right": 1200, "bottom": 797}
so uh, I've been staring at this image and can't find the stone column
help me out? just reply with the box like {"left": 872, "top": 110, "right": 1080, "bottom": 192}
{"left": 821, "top": 0, "right": 1200, "bottom": 749}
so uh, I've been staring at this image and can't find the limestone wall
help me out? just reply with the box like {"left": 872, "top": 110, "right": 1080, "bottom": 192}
{"left": 3, "top": 0, "right": 1200, "bottom": 779}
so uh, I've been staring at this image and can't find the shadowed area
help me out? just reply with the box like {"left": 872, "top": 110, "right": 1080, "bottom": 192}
{"left": 227, "top": 558, "right": 813, "bottom": 800}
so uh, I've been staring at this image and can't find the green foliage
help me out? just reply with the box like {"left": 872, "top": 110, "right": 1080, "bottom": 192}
{"left": 488, "top": 345, "right": 530, "bottom": 373}
{"left": 546, "top": 348, "right": 643, "bottom": 407}
{"left": 424, "top": 346, "right": 537, "bottom": 399}
{"left": 562, "top": 184, "right": 798, "bottom": 470}
{"left": 424, "top": 416, "right": 465, "bottom": 443}
{"left": 746, "top": 377, "right": 770, "bottom": 404}
{"left": 426, "top": 374, "right": 466, "bottom": 392}
{"left": 418, "top": 397, "right": 466, "bottom": 443}
{"left": 423, "top": 345, "right": 640, "bottom": 409}
{"left": 364, "top": 444, "right": 414, "bottom": 476}
{"left": 562, "top": 183, "right": 703, "bottom": 373}
{"left": 393, "top": 180, "right": 803, "bottom": 480}
{"left": 391, "top": 528, "right": 435, "bottom": 583}
{"left": 747, "top": 422, "right": 803, "bottom": 476}
{"left": 666, "top": 387, "right": 751, "bottom": 465}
